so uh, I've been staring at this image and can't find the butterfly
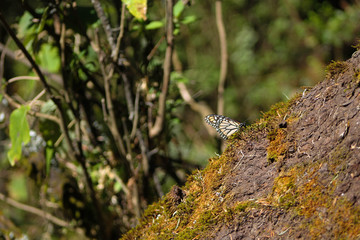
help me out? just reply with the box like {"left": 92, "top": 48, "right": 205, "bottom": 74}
{"left": 205, "top": 114, "right": 245, "bottom": 140}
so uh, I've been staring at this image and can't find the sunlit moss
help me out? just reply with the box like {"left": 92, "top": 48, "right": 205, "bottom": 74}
{"left": 266, "top": 128, "right": 289, "bottom": 163}
{"left": 352, "top": 39, "right": 360, "bottom": 51}
{"left": 268, "top": 144, "right": 360, "bottom": 239}
{"left": 325, "top": 60, "right": 348, "bottom": 80}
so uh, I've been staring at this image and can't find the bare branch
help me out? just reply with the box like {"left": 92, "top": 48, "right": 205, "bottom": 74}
{"left": 0, "top": 40, "right": 8, "bottom": 83}
{"left": 136, "top": 129, "right": 149, "bottom": 175}
{"left": 8, "top": 76, "right": 40, "bottom": 83}
{"left": 94, "top": 29, "right": 143, "bottom": 218}
{"left": 0, "top": 42, "right": 63, "bottom": 85}
{"left": 2, "top": 92, "right": 61, "bottom": 124}
{"left": 95, "top": 31, "right": 127, "bottom": 156}
{"left": 130, "top": 83, "right": 141, "bottom": 138}
{"left": 113, "top": 3, "right": 126, "bottom": 62}
{"left": 147, "top": 36, "right": 165, "bottom": 61}
{"left": 0, "top": 192, "right": 71, "bottom": 228}
{"left": 122, "top": 74, "right": 150, "bottom": 175}
{"left": 121, "top": 117, "right": 132, "bottom": 155}
{"left": 149, "top": 0, "right": 174, "bottom": 138}
{"left": 122, "top": 73, "right": 135, "bottom": 120}
{"left": 91, "top": 0, "right": 116, "bottom": 52}
{"left": 0, "top": 12, "right": 53, "bottom": 96}
{"left": 172, "top": 51, "right": 216, "bottom": 136}
{"left": 215, "top": 0, "right": 228, "bottom": 116}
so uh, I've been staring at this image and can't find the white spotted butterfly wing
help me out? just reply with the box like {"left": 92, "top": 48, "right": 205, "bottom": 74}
{"left": 205, "top": 114, "right": 244, "bottom": 140}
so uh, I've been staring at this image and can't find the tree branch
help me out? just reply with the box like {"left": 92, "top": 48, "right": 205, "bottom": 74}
{"left": 149, "top": 0, "right": 174, "bottom": 138}
{"left": 91, "top": 0, "right": 116, "bottom": 52}
{"left": 113, "top": 3, "right": 126, "bottom": 61}
{"left": 130, "top": 83, "right": 141, "bottom": 138}
{"left": 215, "top": 0, "right": 228, "bottom": 116}
{"left": 0, "top": 192, "right": 71, "bottom": 228}
{"left": 0, "top": 42, "right": 63, "bottom": 85}
{"left": 0, "top": 12, "right": 53, "bottom": 95}
{"left": 0, "top": 40, "right": 8, "bottom": 83}
{"left": 95, "top": 31, "right": 127, "bottom": 157}
{"left": 172, "top": 51, "right": 216, "bottom": 136}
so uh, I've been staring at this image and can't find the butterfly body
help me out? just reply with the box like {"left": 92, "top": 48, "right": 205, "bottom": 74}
{"left": 205, "top": 114, "right": 245, "bottom": 140}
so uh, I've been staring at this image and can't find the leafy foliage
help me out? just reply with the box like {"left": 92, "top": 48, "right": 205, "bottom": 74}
{"left": 7, "top": 105, "right": 30, "bottom": 166}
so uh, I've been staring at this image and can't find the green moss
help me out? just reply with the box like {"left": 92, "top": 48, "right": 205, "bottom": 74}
{"left": 234, "top": 200, "right": 258, "bottom": 212}
{"left": 325, "top": 60, "right": 348, "bottom": 80}
{"left": 175, "top": 194, "right": 196, "bottom": 226}
{"left": 261, "top": 102, "right": 289, "bottom": 125}
{"left": 266, "top": 128, "right": 289, "bottom": 163}
{"left": 268, "top": 142, "right": 360, "bottom": 239}
{"left": 353, "top": 68, "right": 360, "bottom": 85}
{"left": 352, "top": 39, "right": 360, "bottom": 51}
{"left": 270, "top": 169, "right": 299, "bottom": 208}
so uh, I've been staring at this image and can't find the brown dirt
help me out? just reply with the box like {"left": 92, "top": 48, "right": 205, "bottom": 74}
{"left": 122, "top": 50, "right": 360, "bottom": 239}
{"left": 212, "top": 50, "right": 360, "bottom": 239}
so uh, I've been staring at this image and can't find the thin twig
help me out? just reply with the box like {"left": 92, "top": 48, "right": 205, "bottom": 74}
{"left": 121, "top": 117, "right": 132, "bottom": 155}
{"left": 136, "top": 129, "right": 149, "bottom": 175}
{"left": 113, "top": 3, "right": 126, "bottom": 61}
{"left": 91, "top": 0, "right": 116, "bottom": 51}
{"left": 172, "top": 51, "right": 215, "bottom": 136}
{"left": 94, "top": 31, "right": 144, "bottom": 219}
{"left": 7, "top": 76, "right": 40, "bottom": 83}
{"left": 215, "top": 0, "right": 228, "bottom": 116}
{"left": 0, "top": 40, "right": 8, "bottom": 84}
{"left": 57, "top": 22, "right": 79, "bottom": 159}
{"left": 2, "top": 92, "right": 61, "bottom": 124}
{"left": 96, "top": 33, "right": 143, "bottom": 219}
{"left": 101, "top": 98, "right": 108, "bottom": 122}
{"left": 0, "top": 12, "right": 53, "bottom": 95}
{"left": 0, "top": 192, "right": 70, "bottom": 228}
{"left": 149, "top": 0, "right": 174, "bottom": 138}
{"left": 147, "top": 36, "right": 165, "bottom": 61}
{"left": 95, "top": 30, "right": 127, "bottom": 156}
{"left": 122, "top": 73, "right": 135, "bottom": 120}
{"left": 130, "top": 83, "right": 140, "bottom": 138}
{"left": 122, "top": 74, "right": 150, "bottom": 175}
{"left": 0, "top": 42, "right": 63, "bottom": 85}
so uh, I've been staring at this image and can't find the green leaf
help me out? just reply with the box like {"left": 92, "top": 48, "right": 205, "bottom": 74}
{"left": 173, "top": 1, "right": 185, "bottom": 19}
{"left": 37, "top": 7, "right": 49, "bottom": 34}
{"left": 114, "top": 181, "right": 122, "bottom": 193}
{"left": 18, "top": 12, "right": 36, "bottom": 39}
{"left": 9, "top": 174, "right": 28, "bottom": 201}
{"left": 145, "top": 21, "right": 164, "bottom": 30}
{"left": 7, "top": 105, "right": 31, "bottom": 166}
{"left": 37, "top": 44, "right": 60, "bottom": 73}
{"left": 181, "top": 15, "right": 197, "bottom": 25}
{"left": 122, "top": 0, "right": 147, "bottom": 20}
{"left": 170, "top": 71, "right": 189, "bottom": 83}
{"left": 41, "top": 100, "right": 57, "bottom": 113}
